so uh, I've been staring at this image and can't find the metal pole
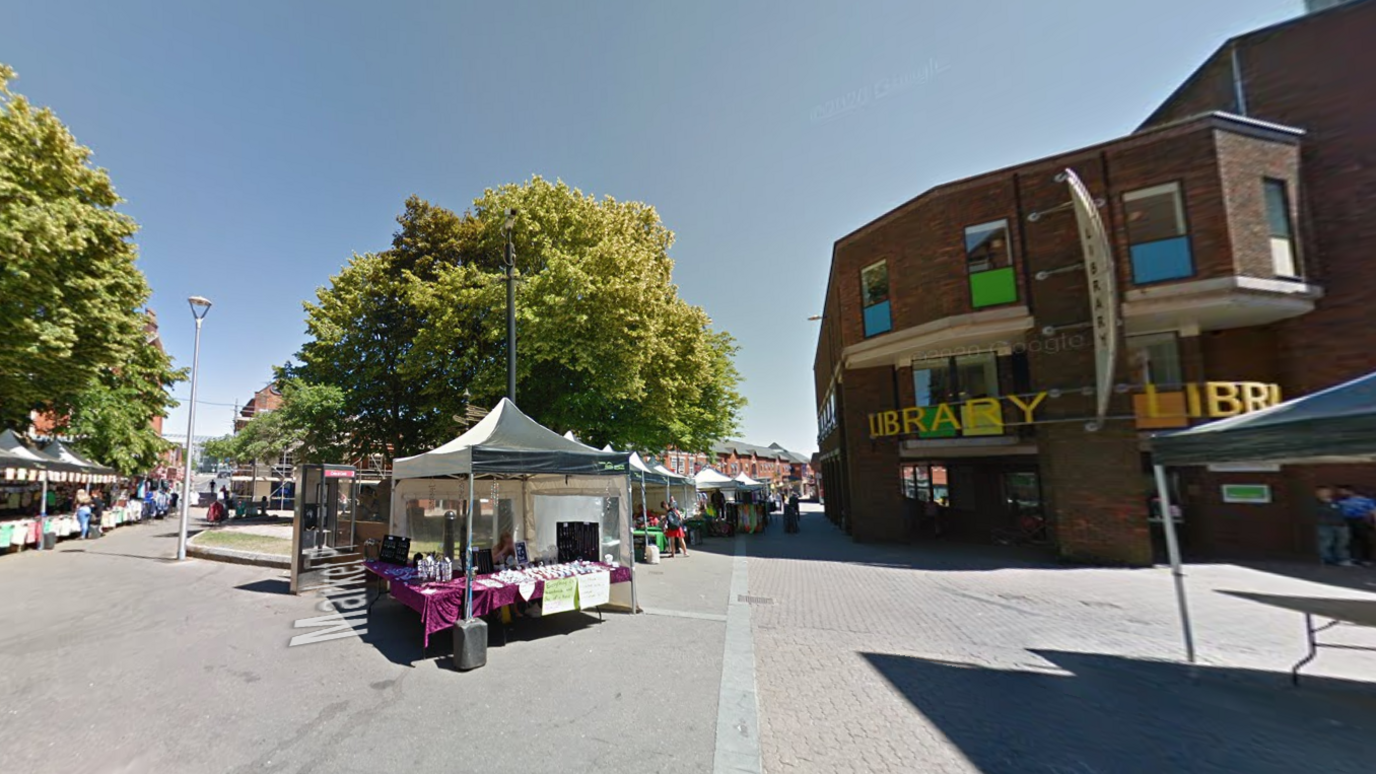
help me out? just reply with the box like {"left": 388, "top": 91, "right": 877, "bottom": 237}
{"left": 1153, "top": 463, "right": 1196, "bottom": 663}
{"left": 505, "top": 230, "right": 516, "bottom": 404}
{"left": 627, "top": 475, "right": 638, "bottom": 614}
{"left": 465, "top": 473, "right": 476, "bottom": 621}
{"left": 177, "top": 316, "right": 204, "bottom": 561}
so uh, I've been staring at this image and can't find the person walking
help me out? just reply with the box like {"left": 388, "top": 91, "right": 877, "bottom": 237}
{"left": 89, "top": 488, "right": 106, "bottom": 537}
{"left": 74, "top": 488, "right": 93, "bottom": 539}
{"left": 662, "top": 500, "right": 689, "bottom": 557}
{"left": 1315, "top": 485, "right": 1354, "bottom": 567}
{"left": 1336, "top": 485, "right": 1376, "bottom": 566}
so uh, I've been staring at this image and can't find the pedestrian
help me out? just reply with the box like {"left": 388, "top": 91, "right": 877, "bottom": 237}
{"left": 1336, "top": 485, "right": 1376, "bottom": 566}
{"left": 1314, "top": 485, "right": 1354, "bottom": 567}
{"left": 662, "top": 500, "right": 689, "bottom": 557}
{"left": 170, "top": 489, "right": 179, "bottom": 511}
{"left": 89, "top": 488, "right": 106, "bottom": 536}
{"left": 73, "top": 488, "right": 92, "bottom": 539}
{"left": 221, "top": 486, "right": 230, "bottom": 506}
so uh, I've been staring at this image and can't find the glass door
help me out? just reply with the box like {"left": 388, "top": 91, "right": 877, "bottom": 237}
{"left": 1002, "top": 470, "right": 1044, "bottom": 537}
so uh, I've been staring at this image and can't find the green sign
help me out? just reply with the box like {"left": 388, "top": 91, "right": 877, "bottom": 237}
{"left": 542, "top": 577, "right": 577, "bottom": 614}
{"left": 1221, "top": 484, "right": 1271, "bottom": 504}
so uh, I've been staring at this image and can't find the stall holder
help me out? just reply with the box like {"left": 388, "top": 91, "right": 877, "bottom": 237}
{"left": 365, "top": 560, "right": 631, "bottom": 654}
{"left": 386, "top": 398, "right": 635, "bottom": 670}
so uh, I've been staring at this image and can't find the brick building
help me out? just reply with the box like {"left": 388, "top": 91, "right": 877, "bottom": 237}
{"left": 656, "top": 441, "right": 816, "bottom": 495}
{"left": 234, "top": 384, "right": 283, "bottom": 433}
{"left": 814, "top": 0, "right": 1376, "bottom": 564}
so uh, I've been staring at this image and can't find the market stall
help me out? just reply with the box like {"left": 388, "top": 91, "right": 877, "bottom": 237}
{"left": 0, "top": 430, "right": 125, "bottom": 553}
{"left": 376, "top": 399, "right": 635, "bottom": 665}
{"left": 732, "top": 473, "right": 770, "bottom": 533}
{"left": 694, "top": 467, "right": 744, "bottom": 536}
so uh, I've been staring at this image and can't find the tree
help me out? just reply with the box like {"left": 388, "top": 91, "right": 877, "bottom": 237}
{"left": 65, "top": 324, "right": 186, "bottom": 474}
{"left": 0, "top": 63, "right": 184, "bottom": 469}
{"left": 202, "top": 381, "right": 348, "bottom": 467}
{"left": 292, "top": 178, "right": 745, "bottom": 458}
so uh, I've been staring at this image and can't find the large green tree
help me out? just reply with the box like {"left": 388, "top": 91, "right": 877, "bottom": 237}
{"left": 202, "top": 380, "right": 348, "bottom": 466}
{"left": 291, "top": 178, "right": 744, "bottom": 458}
{"left": 0, "top": 64, "right": 183, "bottom": 471}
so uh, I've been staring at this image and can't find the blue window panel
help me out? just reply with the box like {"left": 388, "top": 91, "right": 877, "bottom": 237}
{"left": 863, "top": 301, "right": 892, "bottom": 337}
{"left": 1130, "top": 236, "right": 1194, "bottom": 284}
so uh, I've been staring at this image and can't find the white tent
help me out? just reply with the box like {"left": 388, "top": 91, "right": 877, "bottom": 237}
{"left": 733, "top": 472, "right": 764, "bottom": 489}
{"left": 693, "top": 467, "right": 737, "bottom": 490}
{"left": 391, "top": 399, "right": 635, "bottom": 616}
{"left": 653, "top": 464, "right": 697, "bottom": 512}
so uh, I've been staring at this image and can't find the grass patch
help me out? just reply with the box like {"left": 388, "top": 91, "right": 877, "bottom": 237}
{"left": 194, "top": 530, "right": 292, "bottom": 556}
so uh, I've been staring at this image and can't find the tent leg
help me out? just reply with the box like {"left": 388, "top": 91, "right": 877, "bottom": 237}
{"left": 629, "top": 477, "right": 640, "bottom": 614}
{"left": 1154, "top": 463, "right": 1196, "bottom": 663}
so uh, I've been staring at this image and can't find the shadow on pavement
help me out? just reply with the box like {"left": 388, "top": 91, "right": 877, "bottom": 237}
{"left": 1236, "top": 560, "right": 1376, "bottom": 594}
{"left": 235, "top": 578, "right": 292, "bottom": 595}
{"left": 688, "top": 514, "right": 1063, "bottom": 573}
{"left": 863, "top": 648, "right": 1376, "bottom": 774}
{"left": 361, "top": 597, "right": 605, "bottom": 669}
{"left": 63, "top": 548, "right": 176, "bottom": 564}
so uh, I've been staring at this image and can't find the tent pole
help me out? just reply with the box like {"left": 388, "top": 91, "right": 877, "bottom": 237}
{"left": 628, "top": 474, "right": 639, "bottom": 614}
{"left": 1154, "top": 463, "right": 1195, "bottom": 663}
{"left": 465, "top": 473, "right": 476, "bottom": 621}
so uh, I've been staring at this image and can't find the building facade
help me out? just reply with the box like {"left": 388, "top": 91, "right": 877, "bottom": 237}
{"left": 814, "top": 0, "right": 1376, "bottom": 564}
{"left": 655, "top": 441, "right": 816, "bottom": 495}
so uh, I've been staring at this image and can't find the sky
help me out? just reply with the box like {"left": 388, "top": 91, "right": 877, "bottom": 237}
{"left": 3, "top": 0, "right": 1304, "bottom": 454}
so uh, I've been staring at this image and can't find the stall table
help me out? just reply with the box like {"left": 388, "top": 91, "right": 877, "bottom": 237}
{"left": 1222, "top": 591, "right": 1376, "bottom": 685}
{"left": 365, "top": 560, "right": 632, "bottom": 653}
{"left": 633, "top": 528, "right": 666, "bottom": 559}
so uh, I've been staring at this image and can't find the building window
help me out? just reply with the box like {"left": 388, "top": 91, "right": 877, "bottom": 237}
{"left": 860, "top": 260, "right": 892, "bottom": 337}
{"left": 954, "top": 353, "right": 999, "bottom": 401}
{"left": 1124, "top": 182, "right": 1193, "bottom": 284}
{"left": 1264, "top": 179, "right": 1298, "bottom": 278}
{"left": 1127, "top": 333, "right": 1183, "bottom": 387}
{"left": 913, "top": 357, "right": 955, "bottom": 406}
{"left": 965, "top": 220, "right": 1018, "bottom": 308}
{"left": 912, "top": 353, "right": 1002, "bottom": 437}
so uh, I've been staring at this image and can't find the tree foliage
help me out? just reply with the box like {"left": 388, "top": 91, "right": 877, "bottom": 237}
{"left": 203, "top": 381, "right": 348, "bottom": 466}
{"left": 290, "top": 178, "right": 744, "bottom": 458}
{"left": 0, "top": 64, "right": 184, "bottom": 471}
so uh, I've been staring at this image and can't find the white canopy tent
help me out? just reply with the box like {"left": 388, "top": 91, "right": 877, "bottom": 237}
{"left": 733, "top": 472, "right": 764, "bottom": 489}
{"left": 653, "top": 464, "right": 698, "bottom": 513}
{"left": 693, "top": 467, "right": 737, "bottom": 491}
{"left": 391, "top": 399, "right": 635, "bottom": 617}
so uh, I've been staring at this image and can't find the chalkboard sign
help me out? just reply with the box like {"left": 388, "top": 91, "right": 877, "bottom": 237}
{"left": 378, "top": 535, "right": 411, "bottom": 565}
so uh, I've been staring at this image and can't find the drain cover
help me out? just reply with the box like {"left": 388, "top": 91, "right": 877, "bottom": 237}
{"left": 738, "top": 595, "right": 774, "bottom": 605}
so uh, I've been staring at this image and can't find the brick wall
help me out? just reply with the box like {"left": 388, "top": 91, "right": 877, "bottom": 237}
{"left": 1215, "top": 131, "right": 1303, "bottom": 280}
{"left": 841, "top": 366, "right": 903, "bottom": 542}
{"left": 1140, "top": 0, "right": 1376, "bottom": 396}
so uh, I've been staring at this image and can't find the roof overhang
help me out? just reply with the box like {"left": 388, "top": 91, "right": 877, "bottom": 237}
{"left": 1123, "top": 276, "right": 1322, "bottom": 335}
{"left": 842, "top": 305, "right": 1035, "bottom": 370}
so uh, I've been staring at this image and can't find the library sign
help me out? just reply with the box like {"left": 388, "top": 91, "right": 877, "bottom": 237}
{"left": 868, "top": 381, "right": 1282, "bottom": 438}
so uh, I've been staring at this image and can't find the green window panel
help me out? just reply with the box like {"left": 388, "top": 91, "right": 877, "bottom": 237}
{"left": 969, "top": 266, "right": 1018, "bottom": 308}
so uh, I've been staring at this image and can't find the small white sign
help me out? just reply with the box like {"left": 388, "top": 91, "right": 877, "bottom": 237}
{"left": 576, "top": 570, "right": 611, "bottom": 609}
{"left": 1208, "top": 463, "right": 1282, "bottom": 473}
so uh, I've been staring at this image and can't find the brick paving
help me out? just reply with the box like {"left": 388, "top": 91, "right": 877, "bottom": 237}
{"left": 746, "top": 505, "right": 1376, "bottom": 773}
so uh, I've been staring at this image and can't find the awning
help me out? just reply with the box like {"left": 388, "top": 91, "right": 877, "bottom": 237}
{"left": 393, "top": 398, "right": 630, "bottom": 479}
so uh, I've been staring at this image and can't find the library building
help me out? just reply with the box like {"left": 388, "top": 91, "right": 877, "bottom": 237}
{"left": 813, "top": 0, "right": 1376, "bottom": 564}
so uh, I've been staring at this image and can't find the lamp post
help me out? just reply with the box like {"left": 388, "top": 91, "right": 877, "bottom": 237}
{"left": 503, "top": 209, "right": 517, "bottom": 403}
{"left": 177, "top": 296, "right": 212, "bottom": 561}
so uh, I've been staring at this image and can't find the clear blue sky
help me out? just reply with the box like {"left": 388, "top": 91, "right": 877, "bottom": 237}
{"left": 4, "top": 0, "right": 1302, "bottom": 453}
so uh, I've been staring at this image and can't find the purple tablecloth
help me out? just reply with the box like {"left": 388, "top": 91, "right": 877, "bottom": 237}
{"left": 365, "top": 561, "right": 632, "bottom": 647}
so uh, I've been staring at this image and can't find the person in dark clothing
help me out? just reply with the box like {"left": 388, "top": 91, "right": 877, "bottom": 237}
{"left": 1315, "top": 486, "right": 1353, "bottom": 566}
{"left": 1336, "top": 485, "right": 1376, "bottom": 566}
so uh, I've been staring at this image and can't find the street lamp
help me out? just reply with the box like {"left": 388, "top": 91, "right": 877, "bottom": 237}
{"left": 503, "top": 208, "right": 517, "bottom": 404}
{"left": 177, "top": 295, "right": 212, "bottom": 561}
